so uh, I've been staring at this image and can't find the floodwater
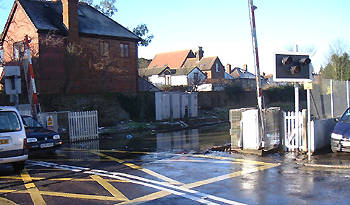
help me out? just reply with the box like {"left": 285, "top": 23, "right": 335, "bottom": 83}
{"left": 70, "top": 123, "right": 232, "bottom": 154}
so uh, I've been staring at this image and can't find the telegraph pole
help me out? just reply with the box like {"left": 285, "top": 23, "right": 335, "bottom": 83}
{"left": 248, "top": 0, "right": 265, "bottom": 148}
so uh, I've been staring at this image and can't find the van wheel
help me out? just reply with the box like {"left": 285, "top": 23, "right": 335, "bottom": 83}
{"left": 12, "top": 161, "right": 25, "bottom": 172}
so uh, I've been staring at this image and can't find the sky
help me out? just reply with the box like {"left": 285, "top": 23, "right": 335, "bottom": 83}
{"left": 1, "top": 0, "right": 350, "bottom": 75}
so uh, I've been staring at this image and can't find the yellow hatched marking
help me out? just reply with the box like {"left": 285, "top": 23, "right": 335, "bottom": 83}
{"left": 0, "top": 176, "right": 128, "bottom": 183}
{"left": 38, "top": 191, "right": 121, "bottom": 201}
{"left": 0, "top": 189, "right": 124, "bottom": 202}
{"left": 191, "top": 154, "right": 277, "bottom": 166}
{"left": 91, "top": 175, "right": 129, "bottom": 201}
{"left": 21, "top": 170, "right": 46, "bottom": 205}
{"left": 90, "top": 151, "right": 183, "bottom": 185}
{"left": 32, "top": 159, "right": 113, "bottom": 162}
{"left": 116, "top": 164, "right": 280, "bottom": 205}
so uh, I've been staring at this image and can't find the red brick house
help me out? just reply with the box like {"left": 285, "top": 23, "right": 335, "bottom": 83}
{"left": 0, "top": 0, "right": 141, "bottom": 94}
{"left": 148, "top": 47, "right": 225, "bottom": 79}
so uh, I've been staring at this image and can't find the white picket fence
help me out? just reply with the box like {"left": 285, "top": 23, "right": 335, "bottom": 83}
{"left": 68, "top": 111, "right": 99, "bottom": 142}
{"left": 283, "top": 111, "right": 304, "bottom": 151}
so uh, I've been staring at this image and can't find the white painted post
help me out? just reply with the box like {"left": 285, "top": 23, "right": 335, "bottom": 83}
{"left": 347, "top": 81, "right": 350, "bottom": 108}
{"left": 295, "top": 83, "right": 300, "bottom": 151}
{"left": 330, "top": 80, "right": 334, "bottom": 118}
{"left": 307, "top": 89, "right": 311, "bottom": 161}
{"left": 283, "top": 112, "right": 287, "bottom": 152}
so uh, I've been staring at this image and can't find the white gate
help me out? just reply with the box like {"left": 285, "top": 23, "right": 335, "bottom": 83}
{"left": 283, "top": 111, "right": 304, "bottom": 151}
{"left": 68, "top": 111, "right": 98, "bottom": 142}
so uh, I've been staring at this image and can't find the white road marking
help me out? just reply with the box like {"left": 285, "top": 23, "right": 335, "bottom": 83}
{"left": 28, "top": 160, "right": 247, "bottom": 205}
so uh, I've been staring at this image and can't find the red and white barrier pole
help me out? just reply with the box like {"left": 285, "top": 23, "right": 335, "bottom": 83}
{"left": 24, "top": 35, "right": 40, "bottom": 118}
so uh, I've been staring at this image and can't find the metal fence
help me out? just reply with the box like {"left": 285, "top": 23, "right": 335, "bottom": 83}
{"left": 68, "top": 111, "right": 99, "bottom": 142}
{"left": 311, "top": 78, "right": 349, "bottom": 120}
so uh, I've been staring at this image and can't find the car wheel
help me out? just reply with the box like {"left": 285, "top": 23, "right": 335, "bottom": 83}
{"left": 331, "top": 146, "right": 339, "bottom": 153}
{"left": 12, "top": 161, "right": 25, "bottom": 172}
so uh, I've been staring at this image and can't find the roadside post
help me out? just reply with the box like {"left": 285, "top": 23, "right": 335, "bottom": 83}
{"left": 304, "top": 82, "right": 313, "bottom": 161}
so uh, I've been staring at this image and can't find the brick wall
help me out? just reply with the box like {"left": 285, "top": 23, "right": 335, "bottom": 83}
{"left": 38, "top": 34, "right": 139, "bottom": 94}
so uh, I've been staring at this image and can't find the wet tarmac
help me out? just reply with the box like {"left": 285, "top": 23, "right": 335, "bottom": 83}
{"left": 1, "top": 124, "right": 350, "bottom": 204}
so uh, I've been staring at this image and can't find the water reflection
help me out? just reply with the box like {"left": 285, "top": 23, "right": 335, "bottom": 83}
{"left": 156, "top": 129, "right": 199, "bottom": 152}
{"left": 65, "top": 124, "right": 231, "bottom": 156}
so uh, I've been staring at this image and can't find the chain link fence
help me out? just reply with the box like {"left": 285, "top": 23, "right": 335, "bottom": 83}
{"left": 311, "top": 77, "right": 349, "bottom": 120}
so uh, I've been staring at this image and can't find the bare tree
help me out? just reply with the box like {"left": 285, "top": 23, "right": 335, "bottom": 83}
{"left": 285, "top": 44, "right": 317, "bottom": 57}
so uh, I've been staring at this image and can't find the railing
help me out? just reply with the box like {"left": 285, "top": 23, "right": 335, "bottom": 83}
{"left": 283, "top": 111, "right": 304, "bottom": 152}
{"left": 68, "top": 111, "right": 99, "bottom": 142}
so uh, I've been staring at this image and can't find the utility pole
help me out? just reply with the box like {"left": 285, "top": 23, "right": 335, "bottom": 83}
{"left": 248, "top": 0, "right": 265, "bottom": 148}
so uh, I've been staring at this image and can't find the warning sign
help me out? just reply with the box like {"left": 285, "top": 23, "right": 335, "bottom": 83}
{"left": 47, "top": 116, "right": 53, "bottom": 127}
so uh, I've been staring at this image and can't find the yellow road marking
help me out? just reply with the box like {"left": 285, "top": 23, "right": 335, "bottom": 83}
{"left": 90, "top": 151, "right": 183, "bottom": 185}
{"left": 116, "top": 164, "right": 280, "bottom": 205}
{"left": 21, "top": 170, "right": 46, "bottom": 205}
{"left": 38, "top": 191, "right": 121, "bottom": 201}
{"left": 0, "top": 197, "right": 18, "bottom": 205}
{"left": 0, "top": 190, "right": 124, "bottom": 202}
{"left": 91, "top": 175, "right": 129, "bottom": 201}
{"left": 191, "top": 154, "right": 277, "bottom": 166}
{"left": 159, "top": 159, "right": 243, "bottom": 164}
{"left": 31, "top": 159, "right": 113, "bottom": 162}
{"left": 0, "top": 176, "right": 128, "bottom": 183}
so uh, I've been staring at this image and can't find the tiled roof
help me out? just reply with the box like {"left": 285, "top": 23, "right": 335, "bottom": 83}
{"left": 138, "top": 66, "right": 168, "bottom": 77}
{"left": 147, "top": 50, "right": 195, "bottom": 69}
{"left": 17, "top": 0, "right": 140, "bottom": 40}
{"left": 183, "top": 56, "right": 217, "bottom": 71}
{"left": 139, "top": 66, "right": 202, "bottom": 77}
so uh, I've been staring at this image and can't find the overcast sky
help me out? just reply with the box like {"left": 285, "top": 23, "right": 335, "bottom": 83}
{"left": 1, "top": 0, "right": 350, "bottom": 74}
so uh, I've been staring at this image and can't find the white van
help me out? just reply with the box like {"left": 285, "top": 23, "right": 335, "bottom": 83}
{"left": 0, "top": 106, "right": 28, "bottom": 172}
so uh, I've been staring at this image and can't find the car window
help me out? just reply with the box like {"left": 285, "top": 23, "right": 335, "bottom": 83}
{"left": 340, "top": 109, "right": 350, "bottom": 123}
{"left": 22, "top": 116, "right": 43, "bottom": 128}
{"left": 0, "top": 111, "right": 22, "bottom": 132}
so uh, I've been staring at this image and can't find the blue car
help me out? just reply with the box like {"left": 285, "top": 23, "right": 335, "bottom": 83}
{"left": 331, "top": 108, "right": 350, "bottom": 152}
{"left": 21, "top": 115, "right": 63, "bottom": 151}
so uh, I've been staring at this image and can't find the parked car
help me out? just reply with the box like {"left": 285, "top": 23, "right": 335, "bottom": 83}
{"left": 21, "top": 115, "right": 62, "bottom": 151}
{"left": 331, "top": 107, "right": 350, "bottom": 152}
{"left": 0, "top": 106, "right": 28, "bottom": 172}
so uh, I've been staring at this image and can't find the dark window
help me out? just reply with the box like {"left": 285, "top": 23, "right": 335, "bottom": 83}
{"left": 194, "top": 72, "right": 199, "bottom": 84}
{"left": 13, "top": 42, "right": 24, "bottom": 60}
{"left": 120, "top": 43, "right": 129, "bottom": 58}
{"left": 99, "top": 41, "right": 109, "bottom": 57}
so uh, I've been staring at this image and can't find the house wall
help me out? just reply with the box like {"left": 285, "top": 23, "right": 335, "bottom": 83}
{"left": 2, "top": 2, "right": 39, "bottom": 63}
{"left": 188, "top": 68, "right": 206, "bottom": 85}
{"left": 149, "top": 75, "right": 165, "bottom": 86}
{"left": 2, "top": 2, "right": 139, "bottom": 94}
{"left": 171, "top": 75, "right": 188, "bottom": 86}
{"left": 209, "top": 58, "right": 225, "bottom": 79}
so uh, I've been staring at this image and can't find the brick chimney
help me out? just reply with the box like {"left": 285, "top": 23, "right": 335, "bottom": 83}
{"left": 196, "top": 46, "right": 204, "bottom": 61}
{"left": 61, "top": 0, "right": 79, "bottom": 42}
{"left": 226, "top": 64, "right": 232, "bottom": 74}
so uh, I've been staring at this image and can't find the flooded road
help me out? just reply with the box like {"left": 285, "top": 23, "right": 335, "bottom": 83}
{"left": 75, "top": 124, "right": 232, "bottom": 153}
{"left": 1, "top": 124, "right": 350, "bottom": 204}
